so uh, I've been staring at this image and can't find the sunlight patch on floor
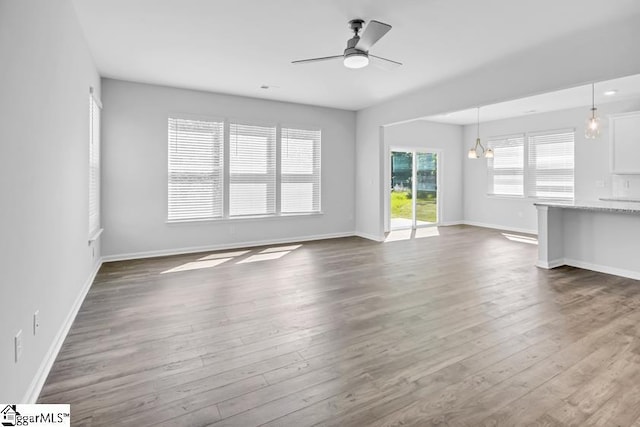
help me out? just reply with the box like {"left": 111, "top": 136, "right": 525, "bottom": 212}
{"left": 238, "top": 251, "right": 290, "bottom": 263}
{"left": 502, "top": 233, "right": 538, "bottom": 245}
{"left": 385, "top": 227, "right": 440, "bottom": 242}
{"left": 161, "top": 258, "right": 233, "bottom": 274}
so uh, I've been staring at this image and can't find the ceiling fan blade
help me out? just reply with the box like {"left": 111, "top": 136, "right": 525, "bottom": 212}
{"left": 370, "top": 54, "right": 403, "bottom": 70}
{"left": 355, "top": 20, "right": 391, "bottom": 52}
{"left": 292, "top": 55, "right": 343, "bottom": 65}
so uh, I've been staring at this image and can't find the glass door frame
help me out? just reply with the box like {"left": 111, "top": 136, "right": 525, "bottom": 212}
{"left": 385, "top": 146, "right": 442, "bottom": 232}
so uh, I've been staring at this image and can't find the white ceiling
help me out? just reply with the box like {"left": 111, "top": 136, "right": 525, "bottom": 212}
{"left": 422, "top": 73, "right": 640, "bottom": 125}
{"left": 72, "top": 0, "right": 640, "bottom": 111}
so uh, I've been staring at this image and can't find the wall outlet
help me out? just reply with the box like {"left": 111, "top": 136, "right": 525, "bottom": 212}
{"left": 34, "top": 310, "right": 40, "bottom": 336}
{"left": 15, "top": 330, "right": 23, "bottom": 362}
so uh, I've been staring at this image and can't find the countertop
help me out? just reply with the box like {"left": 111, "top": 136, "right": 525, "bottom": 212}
{"left": 534, "top": 199, "right": 640, "bottom": 213}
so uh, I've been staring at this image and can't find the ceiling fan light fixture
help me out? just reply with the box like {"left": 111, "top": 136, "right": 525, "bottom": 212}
{"left": 344, "top": 52, "right": 369, "bottom": 69}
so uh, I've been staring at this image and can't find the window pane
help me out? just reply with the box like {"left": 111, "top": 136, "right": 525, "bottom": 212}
{"left": 168, "top": 118, "right": 224, "bottom": 220}
{"left": 528, "top": 131, "right": 574, "bottom": 199}
{"left": 229, "top": 123, "right": 276, "bottom": 216}
{"left": 281, "top": 128, "right": 321, "bottom": 213}
{"left": 487, "top": 135, "right": 524, "bottom": 196}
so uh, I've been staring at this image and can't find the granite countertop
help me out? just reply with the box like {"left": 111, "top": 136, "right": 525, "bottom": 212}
{"left": 534, "top": 199, "right": 640, "bottom": 213}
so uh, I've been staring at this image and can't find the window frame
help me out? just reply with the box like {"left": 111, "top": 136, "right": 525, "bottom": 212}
{"left": 166, "top": 116, "right": 323, "bottom": 223}
{"left": 88, "top": 87, "right": 103, "bottom": 241}
{"left": 486, "top": 133, "right": 526, "bottom": 198}
{"left": 486, "top": 128, "right": 576, "bottom": 201}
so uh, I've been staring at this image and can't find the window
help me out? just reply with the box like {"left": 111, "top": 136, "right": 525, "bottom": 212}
{"left": 486, "top": 130, "right": 575, "bottom": 200}
{"left": 487, "top": 135, "right": 525, "bottom": 196}
{"left": 167, "top": 118, "right": 321, "bottom": 221}
{"left": 527, "top": 130, "right": 574, "bottom": 199}
{"left": 281, "top": 128, "right": 321, "bottom": 213}
{"left": 229, "top": 123, "right": 276, "bottom": 216}
{"left": 88, "top": 90, "right": 101, "bottom": 237}
{"left": 168, "top": 118, "right": 224, "bottom": 221}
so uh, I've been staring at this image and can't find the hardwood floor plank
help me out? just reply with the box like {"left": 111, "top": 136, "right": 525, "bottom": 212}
{"left": 37, "top": 226, "right": 640, "bottom": 426}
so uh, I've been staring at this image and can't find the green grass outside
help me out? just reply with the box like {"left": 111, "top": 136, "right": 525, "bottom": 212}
{"left": 391, "top": 191, "right": 437, "bottom": 223}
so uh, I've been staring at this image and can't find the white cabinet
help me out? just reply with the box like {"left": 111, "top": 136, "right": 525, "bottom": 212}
{"left": 610, "top": 111, "right": 640, "bottom": 174}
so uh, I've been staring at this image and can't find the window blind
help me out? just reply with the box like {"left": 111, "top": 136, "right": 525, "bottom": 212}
{"left": 281, "top": 128, "right": 321, "bottom": 213}
{"left": 89, "top": 93, "right": 101, "bottom": 236}
{"left": 168, "top": 117, "right": 224, "bottom": 221}
{"left": 487, "top": 135, "right": 525, "bottom": 196}
{"left": 229, "top": 123, "right": 276, "bottom": 216}
{"left": 527, "top": 130, "right": 574, "bottom": 199}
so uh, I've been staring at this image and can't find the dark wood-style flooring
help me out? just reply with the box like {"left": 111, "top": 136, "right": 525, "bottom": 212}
{"left": 39, "top": 225, "right": 640, "bottom": 426}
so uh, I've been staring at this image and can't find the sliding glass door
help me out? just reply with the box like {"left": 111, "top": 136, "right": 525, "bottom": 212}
{"left": 390, "top": 150, "right": 438, "bottom": 230}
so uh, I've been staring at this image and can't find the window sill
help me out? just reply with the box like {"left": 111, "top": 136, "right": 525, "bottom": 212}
{"left": 166, "top": 212, "right": 324, "bottom": 225}
{"left": 486, "top": 194, "right": 574, "bottom": 203}
{"left": 88, "top": 228, "right": 103, "bottom": 244}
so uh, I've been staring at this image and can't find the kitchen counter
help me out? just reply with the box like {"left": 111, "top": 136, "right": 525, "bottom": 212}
{"left": 535, "top": 201, "right": 640, "bottom": 280}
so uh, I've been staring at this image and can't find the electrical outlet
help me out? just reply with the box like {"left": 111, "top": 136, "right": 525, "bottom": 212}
{"left": 34, "top": 310, "right": 40, "bottom": 335}
{"left": 15, "top": 330, "right": 23, "bottom": 362}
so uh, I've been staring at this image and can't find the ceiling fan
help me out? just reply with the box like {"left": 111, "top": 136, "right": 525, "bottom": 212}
{"left": 292, "top": 19, "right": 402, "bottom": 69}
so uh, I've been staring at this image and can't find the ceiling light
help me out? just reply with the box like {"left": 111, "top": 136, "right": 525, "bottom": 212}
{"left": 343, "top": 52, "right": 369, "bottom": 69}
{"left": 585, "top": 83, "right": 600, "bottom": 139}
{"left": 603, "top": 89, "right": 618, "bottom": 96}
{"left": 468, "top": 107, "right": 493, "bottom": 159}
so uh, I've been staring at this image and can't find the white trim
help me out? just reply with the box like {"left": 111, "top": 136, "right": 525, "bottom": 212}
{"left": 440, "top": 220, "right": 464, "bottom": 226}
{"left": 354, "top": 231, "right": 385, "bottom": 242}
{"left": 536, "top": 259, "right": 565, "bottom": 269}
{"left": 88, "top": 227, "right": 103, "bottom": 243}
{"left": 22, "top": 259, "right": 103, "bottom": 403}
{"left": 564, "top": 258, "right": 640, "bottom": 281}
{"left": 536, "top": 257, "right": 640, "bottom": 281}
{"left": 463, "top": 220, "right": 538, "bottom": 235}
{"left": 102, "top": 231, "right": 355, "bottom": 262}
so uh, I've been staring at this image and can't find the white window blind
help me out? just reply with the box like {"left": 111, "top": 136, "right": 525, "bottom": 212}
{"left": 487, "top": 135, "right": 525, "bottom": 196}
{"left": 281, "top": 128, "right": 321, "bottom": 213}
{"left": 527, "top": 130, "right": 574, "bottom": 199}
{"left": 89, "top": 92, "right": 101, "bottom": 236}
{"left": 168, "top": 117, "right": 224, "bottom": 221}
{"left": 229, "top": 123, "right": 276, "bottom": 216}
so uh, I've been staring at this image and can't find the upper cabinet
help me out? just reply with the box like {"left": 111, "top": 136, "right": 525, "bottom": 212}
{"left": 610, "top": 111, "right": 640, "bottom": 174}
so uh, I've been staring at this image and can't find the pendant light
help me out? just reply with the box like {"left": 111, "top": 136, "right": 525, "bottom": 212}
{"left": 468, "top": 107, "right": 493, "bottom": 159}
{"left": 585, "top": 83, "right": 600, "bottom": 139}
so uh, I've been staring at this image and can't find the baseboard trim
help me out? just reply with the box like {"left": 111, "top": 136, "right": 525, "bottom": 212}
{"left": 563, "top": 258, "right": 640, "bottom": 281}
{"left": 102, "top": 232, "right": 357, "bottom": 262}
{"left": 22, "top": 259, "right": 103, "bottom": 403}
{"left": 536, "top": 259, "right": 565, "bottom": 269}
{"left": 440, "top": 221, "right": 464, "bottom": 226}
{"left": 463, "top": 221, "right": 538, "bottom": 236}
{"left": 354, "top": 231, "right": 385, "bottom": 242}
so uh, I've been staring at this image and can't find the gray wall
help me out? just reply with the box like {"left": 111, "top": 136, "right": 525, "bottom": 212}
{"left": 463, "top": 98, "right": 640, "bottom": 233}
{"left": 101, "top": 79, "right": 356, "bottom": 259}
{"left": 0, "top": 0, "right": 101, "bottom": 402}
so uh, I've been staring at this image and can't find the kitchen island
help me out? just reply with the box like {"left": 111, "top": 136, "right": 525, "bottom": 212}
{"left": 535, "top": 200, "right": 640, "bottom": 280}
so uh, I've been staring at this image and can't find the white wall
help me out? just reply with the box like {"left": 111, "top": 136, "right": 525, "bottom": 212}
{"left": 383, "top": 121, "right": 464, "bottom": 231}
{"left": 0, "top": 0, "right": 101, "bottom": 402}
{"left": 463, "top": 98, "right": 640, "bottom": 233}
{"left": 101, "top": 79, "right": 356, "bottom": 259}
{"left": 355, "top": 16, "right": 640, "bottom": 239}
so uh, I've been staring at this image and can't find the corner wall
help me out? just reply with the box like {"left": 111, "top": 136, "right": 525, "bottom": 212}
{"left": 0, "top": 0, "right": 101, "bottom": 402}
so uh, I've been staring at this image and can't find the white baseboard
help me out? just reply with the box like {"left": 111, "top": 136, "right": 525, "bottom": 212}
{"left": 536, "top": 259, "right": 565, "bottom": 269}
{"left": 102, "top": 232, "right": 356, "bottom": 262}
{"left": 463, "top": 221, "right": 538, "bottom": 235}
{"left": 563, "top": 258, "right": 640, "bottom": 281}
{"left": 22, "top": 259, "right": 103, "bottom": 403}
{"left": 354, "top": 231, "right": 384, "bottom": 242}
{"left": 440, "top": 221, "right": 464, "bottom": 226}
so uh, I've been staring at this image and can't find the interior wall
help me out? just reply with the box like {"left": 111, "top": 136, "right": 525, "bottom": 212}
{"left": 463, "top": 98, "right": 640, "bottom": 233}
{"left": 355, "top": 16, "right": 640, "bottom": 240}
{"left": 383, "top": 121, "right": 464, "bottom": 230}
{"left": 0, "top": 0, "right": 101, "bottom": 402}
{"left": 101, "top": 79, "right": 356, "bottom": 259}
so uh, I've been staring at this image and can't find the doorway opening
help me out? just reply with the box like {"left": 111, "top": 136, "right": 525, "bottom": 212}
{"left": 390, "top": 150, "right": 439, "bottom": 230}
